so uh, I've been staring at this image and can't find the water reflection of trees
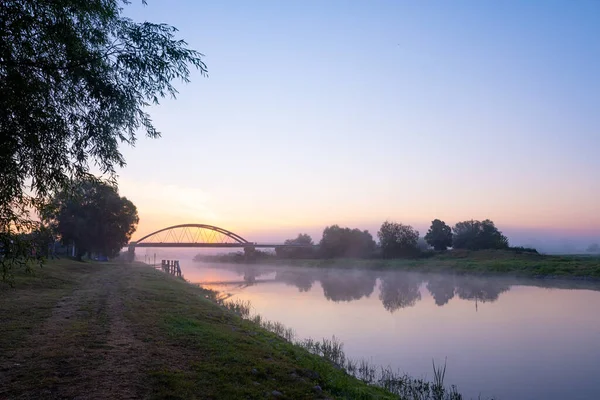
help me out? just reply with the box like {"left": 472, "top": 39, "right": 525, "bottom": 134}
{"left": 454, "top": 277, "right": 510, "bottom": 303}
{"left": 275, "top": 270, "right": 316, "bottom": 292}
{"left": 426, "top": 276, "right": 456, "bottom": 306}
{"left": 273, "top": 268, "right": 378, "bottom": 301}
{"left": 379, "top": 274, "right": 423, "bottom": 312}
{"left": 320, "top": 271, "right": 377, "bottom": 302}
{"left": 221, "top": 265, "right": 512, "bottom": 310}
{"left": 377, "top": 273, "right": 511, "bottom": 312}
{"left": 425, "top": 275, "right": 509, "bottom": 307}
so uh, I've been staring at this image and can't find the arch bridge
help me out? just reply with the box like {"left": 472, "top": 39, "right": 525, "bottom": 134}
{"left": 128, "top": 224, "right": 313, "bottom": 250}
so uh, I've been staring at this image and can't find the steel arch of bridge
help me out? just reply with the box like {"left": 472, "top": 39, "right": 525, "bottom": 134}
{"left": 133, "top": 224, "right": 250, "bottom": 247}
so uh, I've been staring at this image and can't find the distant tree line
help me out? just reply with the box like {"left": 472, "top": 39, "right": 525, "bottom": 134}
{"left": 277, "top": 218, "right": 533, "bottom": 260}
{"left": 319, "top": 225, "right": 376, "bottom": 258}
{"left": 275, "top": 233, "right": 316, "bottom": 259}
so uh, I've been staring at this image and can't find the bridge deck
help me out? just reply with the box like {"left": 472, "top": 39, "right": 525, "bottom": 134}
{"left": 132, "top": 242, "right": 316, "bottom": 248}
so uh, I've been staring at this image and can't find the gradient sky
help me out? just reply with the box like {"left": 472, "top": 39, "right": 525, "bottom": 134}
{"left": 116, "top": 1, "right": 600, "bottom": 247}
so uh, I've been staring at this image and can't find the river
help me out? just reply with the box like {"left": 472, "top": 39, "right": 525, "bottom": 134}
{"left": 155, "top": 253, "right": 600, "bottom": 400}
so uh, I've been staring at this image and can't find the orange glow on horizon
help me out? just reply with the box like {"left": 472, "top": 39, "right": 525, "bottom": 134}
{"left": 122, "top": 179, "right": 599, "bottom": 244}
{"left": 131, "top": 210, "right": 600, "bottom": 244}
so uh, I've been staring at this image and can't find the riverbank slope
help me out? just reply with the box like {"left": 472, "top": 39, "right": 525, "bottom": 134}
{"left": 234, "top": 250, "right": 600, "bottom": 279}
{"left": 0, "top": 260, "right": 394, "bottom": 400}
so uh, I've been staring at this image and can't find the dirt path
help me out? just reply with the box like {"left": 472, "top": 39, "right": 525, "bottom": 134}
{"left": 0, "top": 266, "right": 150, "bottom": 400}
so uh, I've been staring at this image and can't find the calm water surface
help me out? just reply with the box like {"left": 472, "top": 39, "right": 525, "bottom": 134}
{"left": 177, "top": 257, "right": 600, "bottom": 400}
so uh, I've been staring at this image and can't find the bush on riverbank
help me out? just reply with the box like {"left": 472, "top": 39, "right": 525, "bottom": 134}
{"left": 193, "top": 249, "right": 276, "bottom": 263}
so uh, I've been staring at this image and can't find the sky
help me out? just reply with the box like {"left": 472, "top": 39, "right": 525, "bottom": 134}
{"left": 117, "top": 1, "right": 600, "bottom": 251}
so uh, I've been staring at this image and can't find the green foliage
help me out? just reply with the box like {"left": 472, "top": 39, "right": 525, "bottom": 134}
{"left": 285, "top": 233, "right": 313, "bottom": 246}
{"left": 508, "top": 246, "right": 539, "bottom": 254}
{"left": 42, "top": 179, "right": 138, "bottom": 259}
{"left": 452, "top": 219, "right": 509, "bottom": 250}
{"left": 276, "top": 233, "right": 316, "bottom": 259}
{"left": 194, "top": 250, "right": 276, "bottom": 264}
{"left": 377, "top": 220, "right": 420, "bottom": 258}
{"left": 319, "top": 225, "right": 376, "bottom": 258}
{"left": 0, "top": 0, "right": 205, "bottom": 271}
{"left": 417, "top": 237, "right": 432, "bottom": 252}
{"left": 425, "top": 219, "right": 453, "bottom": 251}
{"left": 0, "top": 226, "right": 53, "bottom": 284}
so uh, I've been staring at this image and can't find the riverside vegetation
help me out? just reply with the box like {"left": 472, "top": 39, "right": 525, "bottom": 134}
{"left": 196, "top": 249, "right": 600, "bottom": 279}
{"left": 214, "top": 297, "right": 489, "bottom": 400}
{"left": 195, "top": 219, "right": 600, "bottom": 280}
{"left": 0, "top": 259, "right": 492, "bottom": 400}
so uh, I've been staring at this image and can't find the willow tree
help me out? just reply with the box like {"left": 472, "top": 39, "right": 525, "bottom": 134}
{"left": 0, "top": 0, "right": 206, "bottom": 276}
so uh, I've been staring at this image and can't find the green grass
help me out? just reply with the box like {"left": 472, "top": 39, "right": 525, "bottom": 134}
{"left": 265, "top": 250, "right": 600, "bottom": 279}
{"left": 127, "top": 266, "right": 397, "bottom": 400}
{"left": 0, "top": 260, "right": 398, "bottom": 399}
{"left": 0, "top": 259, "right": 97, "bottom": 351}
{"left": 218, "top": 301, "right": 478, "bottom": 400}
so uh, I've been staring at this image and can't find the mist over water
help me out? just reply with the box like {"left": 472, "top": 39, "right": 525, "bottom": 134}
{"left": 140, "top": 250, "right": 600, "bottom": 400}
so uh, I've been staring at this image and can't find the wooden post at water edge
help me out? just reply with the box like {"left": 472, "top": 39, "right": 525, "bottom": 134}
{"left": 159, "top": 259, "right": 182, "bottom": 277}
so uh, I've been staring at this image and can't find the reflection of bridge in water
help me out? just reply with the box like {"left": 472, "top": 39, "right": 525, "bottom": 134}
{"left": 128, "top": 223, "right": 316, "bottom": 258}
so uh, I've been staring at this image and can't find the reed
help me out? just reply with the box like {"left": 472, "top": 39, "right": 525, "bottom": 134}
{"left": 214, "top": 295, "right": 497, "bottom": 399}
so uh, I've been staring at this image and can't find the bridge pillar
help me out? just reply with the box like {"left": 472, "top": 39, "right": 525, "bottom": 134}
{"left": 127, "top": 244, "right": 136, "bottom": 263}
{"left": 244, "top": 245, "right": 256, "bottom": 262}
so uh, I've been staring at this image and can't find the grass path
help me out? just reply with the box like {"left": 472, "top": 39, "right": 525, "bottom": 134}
{"left": 1, "top": 263, "right": 152, "bottom": 399}
{"left": 0, "top": 260, "right": 394, "bottom": 400}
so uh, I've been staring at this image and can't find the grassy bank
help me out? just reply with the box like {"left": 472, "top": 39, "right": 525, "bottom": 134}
{"left": 253, "top": 250, "right": 600, "bottom": 279}
{"left": 217, "top": 298, "right": 469, "bottom": 400}
{"left": 0, "top": 260, "right": 405, "bottom": 399}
